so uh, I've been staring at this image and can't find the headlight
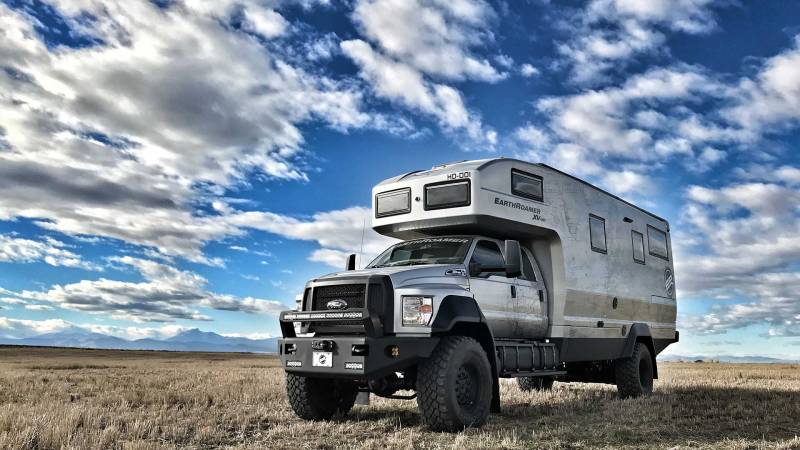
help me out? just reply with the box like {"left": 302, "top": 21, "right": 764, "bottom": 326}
{"left": 402, "top": 296, "right": 433, "bottom": 326}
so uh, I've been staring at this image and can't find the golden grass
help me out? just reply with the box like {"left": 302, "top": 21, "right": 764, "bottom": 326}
{"left": 0, "top": 346, "right": 798, "bottom": 449}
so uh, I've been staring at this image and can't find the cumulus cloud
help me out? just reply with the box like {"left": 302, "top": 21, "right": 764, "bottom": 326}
{"left": 341, "top": 40, "right": 484, "bottom": 139}
{"left": 342, "top": 0, "right": 499, "bottom": 144}
{"left": 227, "top": 206, "right": 398, "bottom": 268}
{"left": 0, "top": 234, "right": 98, "bottom": 270}
{"left": 723, "top": 36, "right": 800, "bottom": 139}
{"left": 520, "top": 64, "right": 539, "bottom": 77}
{"left": 676, "top": 174, "right": 800, "bottom": 337}
{"left": 0, "top": 317, "right": 73, "bottom": 339}
{"left": 12, "top": 256, "right": 288, "bottom": 323}
{"left": 557, "top": 0, "right": 724, "bottom": 83}
{"left": 0, "top": 1, "right": 375, "bottom": 264}
{"left": 352, "top": 0, "right": 503, "bottom": 82}
{"left": 513, "top": 66, "right": 739, "bottom": 196}
{"left": 0, "top": 316, "right": 192, "bottom": 340}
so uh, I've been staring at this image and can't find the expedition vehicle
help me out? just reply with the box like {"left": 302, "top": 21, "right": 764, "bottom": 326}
{"left": 278, "top": 158, "right": 678, "bottom": 431}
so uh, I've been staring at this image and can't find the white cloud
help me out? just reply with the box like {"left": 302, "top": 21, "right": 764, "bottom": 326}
{"left": 723, "top": 36, "right": 800, "bottom": 139}
{"left": 352, "top": 0, "right": 504, "bottom": 82}
{"left": 0, "top": 1, "right": 375, "bottom": 264}
{"left": 557, "top": 0, "right": 722, "bottom": 84}
{"left": 13, "top": 256, "right": 288, "bottom": 323}
{"left": 222, "top": 331, "right": 273, "bottom": 340}
{"left": 342, "top": 0, "right": 500, "bottom": 145}
{"left": 520, "top": 64, "right": 539, "bottom": 77}
{"left": 227, "top": 206, "right": 398, "bottom": 268}
{"left": 0, "top": 234, "right": 99, "bottom": 270}
{"left": 0, "top": 297, "right": 27, "bottom": 305}
{"left": 0, "top": 316, "right": 192, "bottom": 340}
{"left": 0, "top": 317, "right": 73, "bottom": 339}
{"left": 24, "top": 304, "right": 54, "bottom": 311}
{"left": 242, "top": 7, "right": 289, "bottom": 38}
{"left": 341, "top": 39, "right": 486, "bottom": 141}
{"left": 677, "top": 174, "right": 800, "bottom": 337}
{"left": 602, "top": 170, "right": 653, "bottom": 195}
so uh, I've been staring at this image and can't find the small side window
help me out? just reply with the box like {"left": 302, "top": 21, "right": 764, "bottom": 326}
{"left": 632, "top": 230, "right": 645, "bottom": 264}
{"left": 521, "top": 250, "right": 537, "bottom": 281}
{"left": 589, "top": 215, "right": 607, "bottom": 254}
{"left": 470, "top": 240, "right": 505, "bottom": 275}
{"left": 647, "top": 225, "right": 669, "bottom": 261}
{"left": 511, "top": 169, "right": 543, "bottom": 202}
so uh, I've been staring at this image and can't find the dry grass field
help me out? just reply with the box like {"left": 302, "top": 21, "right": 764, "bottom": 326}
{"left": 0, "top": 346, "right": 798, "bottom": 450}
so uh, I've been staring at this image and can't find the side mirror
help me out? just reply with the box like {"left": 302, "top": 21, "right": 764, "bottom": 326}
{"left": 504, "top": 240, "right": 522, "bottom": 278}
{"left": 345, "top": 254, "right": 357, "bottom": 271}
{"left": 468, "top": 261, "right": 482, "bottom": 277}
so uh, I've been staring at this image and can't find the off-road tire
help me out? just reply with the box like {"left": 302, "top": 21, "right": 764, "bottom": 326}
{"left": 517, "top": 376, "right": 555, "bottom": 391}
{"left": 615, "top": 342, "right": 654, "bottom": 398}
{"left": 286, "top": 373, "right": 359, "bottom": 420}
{"left": 416, "top": 336, "right": 493, "bottom": 432}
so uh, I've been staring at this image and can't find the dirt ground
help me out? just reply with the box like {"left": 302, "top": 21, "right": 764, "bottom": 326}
{"left": 0, "top": 346, "right": 798, "bottom": 449}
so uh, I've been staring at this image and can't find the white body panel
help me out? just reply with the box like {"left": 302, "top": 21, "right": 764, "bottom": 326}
{"left": 371, "top": 158, "right": 677, "bottom": 342}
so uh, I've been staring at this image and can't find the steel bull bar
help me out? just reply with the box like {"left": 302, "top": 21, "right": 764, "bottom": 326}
{"left": 278, "top": 308, "right": 439, "bottom": 379}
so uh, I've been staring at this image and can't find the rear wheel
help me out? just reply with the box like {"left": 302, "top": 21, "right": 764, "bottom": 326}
{"left": 614, "top": 342, "right": 654, "bottom": 398}
{"left": 286, "top": 373, "right": 359, "bottom": 420}
{"left": 416, "top": 336, "right": 493, "bottom": 432}
{"left": 517, "top": 376, "right": 554, "bottom": 391}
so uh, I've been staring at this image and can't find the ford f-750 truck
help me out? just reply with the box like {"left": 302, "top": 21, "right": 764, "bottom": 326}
{"left": 278, "top": 158, "right": 678, "bottom": 431}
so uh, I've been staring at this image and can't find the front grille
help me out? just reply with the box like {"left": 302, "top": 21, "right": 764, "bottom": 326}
{"left": 311, "top": 284, "right": 366, "bottom": 311}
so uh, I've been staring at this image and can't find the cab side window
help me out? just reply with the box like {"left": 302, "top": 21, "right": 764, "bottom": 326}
{"left": 521, "top": 250, "right": 537, "bottom": 281}
{"left": 470, "top": 240, "right": 505, "bottom": 275}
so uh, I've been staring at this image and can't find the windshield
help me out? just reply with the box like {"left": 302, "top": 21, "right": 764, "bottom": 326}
{"left": 367, "top": 237, "right": 472, "bottom": 268}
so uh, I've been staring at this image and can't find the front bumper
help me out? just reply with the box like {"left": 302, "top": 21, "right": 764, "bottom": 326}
{"left": 279, "top": 335, "right": 439, "bottom": 379}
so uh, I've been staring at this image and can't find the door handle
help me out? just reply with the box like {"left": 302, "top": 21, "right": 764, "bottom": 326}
{"left": 510, "top": 285, "right": 516, "bottom": 298}
{"left": 538, "top": 290, "right": 544, "bottom": 302}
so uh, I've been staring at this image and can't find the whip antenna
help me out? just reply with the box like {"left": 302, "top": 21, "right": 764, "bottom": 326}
{"left": 358, "top": 216, "right": 366, "bottom": 269}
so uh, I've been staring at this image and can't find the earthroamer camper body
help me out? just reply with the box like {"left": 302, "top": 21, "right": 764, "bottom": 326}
{"left": 279, "top": 158, "right": 678, "bottom": 431}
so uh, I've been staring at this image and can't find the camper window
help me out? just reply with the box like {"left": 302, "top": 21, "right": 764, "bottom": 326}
{"left": 424, "top": 180, "right": 470, "bottom": 210}
{"left": 632, "top": 230, "right": 645, "bottom": 264}
{"left": 589, "top": 215, "right": 607, "bottom": 254}
{"left": 470, "top": 240, "right": 505, "bottom": 274}
{"left": 647, "top": 225, "right": 669, "bottom": 260}
{"left": 511, "top": 169, "right": 543, "bottom": 202}
{"left": 375, "top": 188, "right": 411, "bottom": 217}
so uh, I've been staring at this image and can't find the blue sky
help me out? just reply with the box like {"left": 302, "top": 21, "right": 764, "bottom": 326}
{"left": 1, "top": 0, "right": 799, "bottom": 358}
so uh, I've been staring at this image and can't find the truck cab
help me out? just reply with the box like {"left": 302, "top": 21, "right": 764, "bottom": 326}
{"left": 278, "top": 158, "right": 678, "bottom": 431}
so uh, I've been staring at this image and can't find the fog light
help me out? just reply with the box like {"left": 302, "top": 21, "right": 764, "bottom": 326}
{"left": 284, "top": 343, "right": 297, "bottom": 354}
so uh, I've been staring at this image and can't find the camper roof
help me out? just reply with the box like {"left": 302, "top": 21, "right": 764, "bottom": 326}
{"left": 376, "top": 158, "right": 666, "bottom": 224}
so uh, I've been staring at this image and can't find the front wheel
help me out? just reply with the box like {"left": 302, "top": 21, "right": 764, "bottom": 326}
{"left": 286, "top": 373, "right": 359, "bottom": 420}
{"left": 614, "top": 342, "right": 654, "bottom": 398}
{"left": 416, "top": 336, "right": 493, "bottom": 432}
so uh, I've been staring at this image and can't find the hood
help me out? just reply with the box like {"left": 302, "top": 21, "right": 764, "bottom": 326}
{"left": 314, "top": 264, "right": 467, "bottom": 288}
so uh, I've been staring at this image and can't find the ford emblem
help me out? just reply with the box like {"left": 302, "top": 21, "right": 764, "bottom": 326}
{"left": 326, "top": 299, "right": 348, "bottom": 310}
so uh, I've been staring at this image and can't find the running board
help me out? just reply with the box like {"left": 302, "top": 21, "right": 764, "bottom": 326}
{"left": 495, "top": 340, "right": 561, "bottom": 378}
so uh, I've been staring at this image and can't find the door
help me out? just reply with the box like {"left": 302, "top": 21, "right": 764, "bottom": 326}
{"left": 513, "top": 248, "right": 548, "bottom": 338}
{"left": 468, "top": 239, "right": 517, "bottom": 338}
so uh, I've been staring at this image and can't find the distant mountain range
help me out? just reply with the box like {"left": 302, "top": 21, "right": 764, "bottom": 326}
{"left": 659, "top": 354, "right": 798, "bottom": 364}
{"left": 0, "top": 328, "right": 278, "bottom": 353}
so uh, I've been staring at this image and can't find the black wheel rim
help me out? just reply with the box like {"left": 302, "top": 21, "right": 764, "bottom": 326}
{"left": 455, "top": 363, "right": 480, "bottom": 410}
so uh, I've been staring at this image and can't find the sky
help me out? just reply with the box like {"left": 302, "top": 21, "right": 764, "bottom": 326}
{"left": 0, "top": 0, "right": 799, "bottom": 358}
